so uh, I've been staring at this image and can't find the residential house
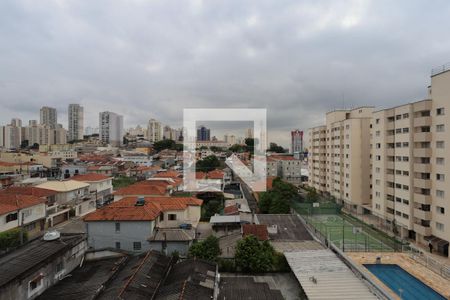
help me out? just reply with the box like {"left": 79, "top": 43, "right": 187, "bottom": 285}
{"left": 72, "top": 173, "right": 113, "bottom": 207}
{"left": 0, "top": 194, "right": 46, "bottom": 239}
{"left": 84, "top": 196, "right": 202, "bottom": 253}
{"left": 36, "top": 180, "right": 96, "bottom": 217}
{"left": 0, "top": 234, "right": 86, "bottom": 300}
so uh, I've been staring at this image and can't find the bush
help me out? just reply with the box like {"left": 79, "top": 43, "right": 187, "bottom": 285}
{"left": 188, "top": 235, "right": 221, "bottom": 262}
{"left": 0, "top": 228, "right": 27, "bottom": 250}
{"left": 235, "top": 235, "right": 275, "bottom": 273}
{"left": 272, "top": 252, "right": 290, "bottom": 272}
{"left": 218, "top": 258, "right": 236, "bottom": 272}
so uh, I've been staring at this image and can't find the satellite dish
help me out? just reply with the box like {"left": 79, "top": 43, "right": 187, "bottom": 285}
{"left": 44, "top": 230, "right": 61, "bottom": 241}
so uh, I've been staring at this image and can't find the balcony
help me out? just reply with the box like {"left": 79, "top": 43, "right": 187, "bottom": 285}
{"left": 386, "top": 135, "right": 394, "bottom": 143}
{"left": 414, "top": 178, "right": 431, "bottom": 189}
{"left": 386, "top": 201, "right": 395, "bottom": 209}
{"left": 413, "top": 116, "right": 432, "bottom": 127}
{"left": 386, "top": 174, "right": 394, "bottom": 182}
{"left": 414, "top": 208, "right": 431, "bottom": 220}
{"left": 413, "top": 223, "right": 431, "bottom": 236}
{"left": 386, "top": 187, "right": 395, "bottom": 195}
{"left": 386, "top": 148, "right": 395, "bottom": 156}
{"left": 414, "top": 132, "right": 432, "bottom": 142}
{"left": 413, "top": 148, "right": 431, "bottom": 157}
{"left": 414, "top": 163, "right": 431, "bottom": 173}
{"left": 413, "top": 193, "right": 431, "bottom": 205}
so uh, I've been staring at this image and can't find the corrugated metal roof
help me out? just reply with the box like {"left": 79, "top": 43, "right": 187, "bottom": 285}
{"left": 285, "top": 250, "right": 378, "bottom": 300}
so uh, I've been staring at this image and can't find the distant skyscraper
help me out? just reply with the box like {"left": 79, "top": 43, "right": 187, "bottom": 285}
{"left": 10, "top": 118, "right": 22, "bottom": 127}
{"left": 245, "top": 127, "right": 253, "bottom": 139}
{"left": 68, "top": 104, "right": 84, "bottom": 141}
{"left": 40, "top": 106, "right": 57, "bottom": 129}
{"left": 0, "top": 118, "right": 22, "bottom": 149}
{"left": 99, "top": 111, "right": 124, "bottom": 146}
{"left": 197, "top": 125, "right": 210, "bottom": 141}
{"left": 147, "top": 118, "right": 162, "bottom": 143}
{"left": 291, "top": 130, "right": 303, "bottom": 156}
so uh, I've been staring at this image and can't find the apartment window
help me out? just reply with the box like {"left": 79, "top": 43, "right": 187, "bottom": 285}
{"left": 436, "top": 108, "right": 445, "bottom": 116}
{"left": 403, "top": 199, "right": 409, "bottom": 205}
{"left": 402, "top": 142, "right": 409, "bottom": 147}
{"left": 375, "top": 204, "right": 380, "bottom": 209}
{"left": 376, "top": 155, "right": 381, "bottom": 161}
{"left": 376, "top": 143, "right": 381, "bottom": 149}
{"left": 402, "top": 156, "right": 409, "bottom": 162}
{"left": 403, "top": 185, "right": 409, "bottom": 191}
{"left": 376, "top": 118, "right": 380, "bottom": 124}
{"left": 6, "top": 213, "right": 18, "bottom": 223}
{"left": 402, "top": 128, "right": 409, "bottom": 133}
{"left": 436, "top": 157, "right": 445, "bottom": 165}
{"left": 436, "top": 174, "right": 445, "bottom": 181}
{"left": 168, "top": 214, "right": 177, "bottom": 221}
{"left": 115, "top": 242, "right": 121, "bottom": 249}
{"left": 436, "top": 222, "right": 444, "bottom": 231}
{"left": 133, "top": 242, "right": 142, "bottom": 251}
{"left": 376, "top": 131, "right": 380, "bottom": 137}
{"left": 396, "top": 115, "right": 402, "bottom": 120}
{"left": 436, "top": 141, "right": 445, "bottom": 148}
{"left": 375, "top": 192, "right": 380, "bottom": 197}
{"left": 403, "top": 171, "right": 409, "bottom": 176}
{"left": 28, "top": 276, "right": 43, "bottom": 295}
{"left": 436, "top": 190, "right": 445, "bottom": 198}
{"left": 436, "top": 124, "right": 445, "bottom": 132}
{"left": 403, "top": 113, "right": 409, "bottom": 119}
{"left": 396, "top": 128, "right": 402, "bottom": 134}
{"left": 436, "top": 206, "right": 445, "bottom": 214}
{"left": 375, "top": 167, "right": 380, "bottom": 173}
{"left": 402, "top": 213, "right": 409, "bottom": 219}
{"left": 376, "top": 179, "right": 380, "bottom": 185}
{"left": 115, "top": 222, "right": 120, "bottom": 233}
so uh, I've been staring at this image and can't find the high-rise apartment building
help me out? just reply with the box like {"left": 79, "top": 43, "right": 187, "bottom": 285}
{"left": 68, "top": 104, "right": 84, "bottom": 142}
{"left": 291, "top": 129, "right": 304, "bottom": 157}
{"left": 308, "top": 107, "right": 373, "bottom": 213}
{"left": 308, "top": 66, "right": 450, "bottom": 256}
{"left": 197, "top": 125, "right": 210, "bottom": 141}
{"left": 0, "top": 118, "right": 22, "bottom": 149}
{"left": 147, "top": 118, "right": 162, "bottom": 143}
{"left": 40, "top": 106, "right": 57, "bottom": 129}
{"left": 99, "top": 111, "right": 124, "bottom": 146}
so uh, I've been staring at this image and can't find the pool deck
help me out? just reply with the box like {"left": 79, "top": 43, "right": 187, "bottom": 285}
{"left": 347, "top": 252, "right": 450, "bottom": 299}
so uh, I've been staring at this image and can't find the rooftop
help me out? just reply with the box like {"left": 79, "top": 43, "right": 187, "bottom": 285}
{"left": 0, "top": 186, "right": 57, "bottom": 198}
{"left": 36, "top": 180, "right": 90, "bottom": 192}
{"left": 218, "top": 276, "right": 284, "bottom": 300}
{"left": 256, "top": 214, "right": 313, "bottom": 241}
{"left": 0, "top": 234, "right": 86, "bottom": 288}
{"left": 84, "top": 196, "right": 202, "bottom": 222}
{"left": 71, "top": 173, "right": 112, "bottom": 182}
{"left": 285, "top": 250, "right": 378, "bottom": 300}
{"left": 0, "top": 194, "right": 47, "bottom": 215}
{"left": 155, "top": 259, "right": 217, "bottom": 300}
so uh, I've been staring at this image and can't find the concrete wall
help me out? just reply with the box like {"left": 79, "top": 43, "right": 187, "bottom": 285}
{"left": 86, "top": 221, "right": 155, "bottom": 252}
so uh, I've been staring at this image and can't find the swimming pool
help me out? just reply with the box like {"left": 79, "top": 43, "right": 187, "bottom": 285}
{"left": 364, "top": 264, "right": 445, "bottom": 300}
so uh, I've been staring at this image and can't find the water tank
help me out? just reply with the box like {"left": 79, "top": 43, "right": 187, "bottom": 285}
{"left": 43, "top": 230, "right": 61, "bottom": 241}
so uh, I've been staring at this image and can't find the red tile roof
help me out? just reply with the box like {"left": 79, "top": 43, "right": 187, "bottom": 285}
{"left": 223, "top": 205, "right": 239, "bottom": 215}
{"left": 72, "top": 173, "right": 112, "bottom": 182}
{"left": 0, "top": 194, "right": 46, "bottom": 215}
{"left": 84, "top": 196, "right": 202, "bottom": 222}
{"left": 0, "top": 161, "right": 18, "bottom": 167}
{"left": 195, "top": 172, "right": 207, "bottom": 179}
{"left": 242, "top": 224, "right": 269, "bottom": 241}
{"left": 113, "top": 184, "right": 168, "bottom": 196}
{"left": 207, "top": 170, "right": 224, "bottom": 180}
{"left": 153, "top": 171, "right": 181, "bottom": 179}
{"left": 0, "top": 186, "right": 57, "bottom": 198}
{"left": 268, "top": 155, "right": 297, "bottom": 161}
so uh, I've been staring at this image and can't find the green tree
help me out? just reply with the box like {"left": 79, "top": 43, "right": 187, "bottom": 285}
{"left": 244, "top": 138, "right": 254, "bottom": 153}
{"left": 235, "top": 235, "right": 275, "bottom": 273}
{"left": 188, "top": 235, "right": 221, "bottom": 262}
{"left": 229, "top": 144, "right": 244, "bottom": 153}
{"left": 197, "top": 155, "right": 220, "bottom": 172}
{"left": 306, "top": 188, "right": 318, "bottom": 203}
{"left": 153, "top": 139, "right": 176, "bottom": 152}
{"left": 267, "top": 142, "right": 286, "bottom": 153}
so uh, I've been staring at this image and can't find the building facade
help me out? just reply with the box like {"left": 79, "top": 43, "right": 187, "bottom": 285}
{"left": 197, "top": 125, "right": 210, "bottom": 141}
{"left": 148, "top": 118, "right": 162, "bottom": 143}
{"left": 291, "top": 129, "right": 304, "bottom": 157}
{"left": 40, "top": 106, "right": 57, "bottom": 129}
{"left": 99, "top": 111, "right": 124, "bottom": 147}
{"left": 68, "top": 104, "right": 84, "bottom": 142}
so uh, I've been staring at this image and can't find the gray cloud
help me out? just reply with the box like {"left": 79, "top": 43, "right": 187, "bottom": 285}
{"left": 1, "top": 0, "right": 450, "bottom": 147}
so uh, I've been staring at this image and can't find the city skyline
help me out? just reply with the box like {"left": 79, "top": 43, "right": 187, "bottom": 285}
{"left": 2, "top": 1, "right": 450, "bottom": 147}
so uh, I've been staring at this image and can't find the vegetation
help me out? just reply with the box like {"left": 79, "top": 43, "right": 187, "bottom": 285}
{"left": 196, "top": 155, "right": 220, "bottom": 172}
{"left": 235, "top": 235, "right": 288, "bottom": 272}
{"left": 153, "top": 139, "right": 183, "bottom": 152}
{"left": 198, "top": 192, "right": 224, "bottom": 221}
{"left": 188, "top": 235, "right": 221, "bottom": 262}
{"left": 258, "top": 177, "right": 298, "bottom": 214}
{"left": 305, "top": 187, "right": 319, "bottom": 203}
{"left": 243, "top": 138, "right": 254, "bottom": 153}
{"left": 0, "top": 228, "right": 28, "bottom": 251}
{"left": 112, "top": 176, "right": 136, "bottom": 188}
{"left": 229, "top": 144, "right": 244, "bottom": 152}
{"left": 267, "top": 142, "right": 286, "bottom": 153}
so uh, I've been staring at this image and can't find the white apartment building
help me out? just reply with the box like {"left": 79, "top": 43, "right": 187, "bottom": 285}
{"left": 147, "top": 118, "right": 162, "bottom": 143}
{"left": 0, "top": 121, "right": 22, "bottom": 149}
{"left": 308, "top": 107, "right": 373, "bottom": 213}
{"left": 308, "top": 66, "right": 450, "bottom": 256}
{"left": 68, "top": 104, "right": 84, "bottom": 142}
{"left": 99, "top": 111, "right": 124, "bottom": 147}
{"left": 40, "top": 106, "right": 57, "bottom": 129}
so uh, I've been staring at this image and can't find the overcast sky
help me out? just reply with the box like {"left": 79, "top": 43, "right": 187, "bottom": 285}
{"left": 1, "top": 0, "right": 450, "bottom": 147}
